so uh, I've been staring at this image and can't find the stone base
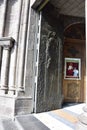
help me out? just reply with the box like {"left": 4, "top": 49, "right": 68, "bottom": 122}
{"left": 0, "top": 96, "right": 33, "bottom": 118}
{"left": 15, "top": 97, "right": 33, "bottom": 115}
{"left": 76, "top": 106, "right": 87, "bottom": 130}
{"left": 76, "top": 121, "right": 87, "bottom": 130}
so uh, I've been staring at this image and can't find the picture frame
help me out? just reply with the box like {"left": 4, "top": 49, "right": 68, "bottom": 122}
{"left": 64, "top": 58, "right": 81, "bottom": 80}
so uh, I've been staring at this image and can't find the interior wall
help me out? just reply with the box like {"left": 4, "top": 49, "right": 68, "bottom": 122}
{"left": 60, "top": 15, "right": 85, "bottom": 30}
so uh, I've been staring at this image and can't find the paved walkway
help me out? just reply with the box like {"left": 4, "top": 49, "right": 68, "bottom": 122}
{"left": 34, "top": 103, "right": 85, "bottom": 130}
{"left": 0, "top": 103, "right": 85, "bottom": 130}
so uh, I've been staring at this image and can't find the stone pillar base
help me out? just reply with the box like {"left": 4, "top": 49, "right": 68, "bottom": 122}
{"left": 0, "top": 96, "right": 33, "bottom": 118}
{"left": 76, "top": 105, "right": 87, "bottom": 130}
{"left": 76, "top": 121, "right": 87, "bottom": 130}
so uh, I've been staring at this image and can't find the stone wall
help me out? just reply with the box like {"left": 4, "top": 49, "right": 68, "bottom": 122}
{"left": 36, "top": 12, "right": 63, "bottom": 112}
{"left": 0, "top": 0, "right": 36, "bottom": 117}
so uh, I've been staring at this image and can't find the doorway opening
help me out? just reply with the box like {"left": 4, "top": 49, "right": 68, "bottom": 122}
{"left": 62, "top": 23, "right": 86, "bottom": 105}
{"left": 32, "top": 1, "right": 85, "bottom": 112}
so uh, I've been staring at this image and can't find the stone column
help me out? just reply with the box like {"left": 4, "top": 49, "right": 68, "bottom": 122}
{"left": 76, "top": 1, "right": 87, "bottom": 129}
{"left": 0, "top": 37, "right": 14, "bottom": 94}
{"left": 8, "top": 0, "right": 22, "bottom": 94}
{"left": 0, "top": 0, "right": 8, "bottom": 36}
{"left": 0, "top": 0, "right": 8, "bottom": 84}
{"left": 16, "top": 0, "right": 30, "bottom": 91}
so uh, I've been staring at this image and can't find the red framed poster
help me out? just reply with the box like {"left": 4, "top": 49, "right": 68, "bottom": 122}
{"left": 64, "top": 58, "right": 81, "bottom": 80}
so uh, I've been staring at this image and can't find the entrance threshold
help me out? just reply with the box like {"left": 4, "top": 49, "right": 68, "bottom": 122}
{"left": 62, "top": 102, "right": 84, "bottom": 108}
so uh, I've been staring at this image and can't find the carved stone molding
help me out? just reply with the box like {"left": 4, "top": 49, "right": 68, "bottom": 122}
{"left": 0, "top": 37, "right": 15, "bottom": 48}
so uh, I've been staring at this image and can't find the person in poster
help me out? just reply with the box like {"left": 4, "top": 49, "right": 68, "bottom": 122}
{"left": 66, "top": 62, "right": 79, "bottom": 78}
{"left": 73, "top": 67, "right": 79, "bottom": 77}
{"left": 65, "top": 58, "right": 80, "bottom": 79}
{"left": 67, "top": 62, "right": 73, "bottom": 76}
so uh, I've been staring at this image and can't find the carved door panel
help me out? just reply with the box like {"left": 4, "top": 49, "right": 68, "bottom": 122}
{"left": 63, "top": 38, "right": 86, "bottom": 103}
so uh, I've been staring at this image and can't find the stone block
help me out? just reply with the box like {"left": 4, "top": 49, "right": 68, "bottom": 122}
{"left": 0, "top": 96, "right": 33, "bottom": 118}
{"left": 15, "top": 97, "right": 33, "bottom": 115}
{"left": 0, "top": 96, "right": 15, "bottom": 118}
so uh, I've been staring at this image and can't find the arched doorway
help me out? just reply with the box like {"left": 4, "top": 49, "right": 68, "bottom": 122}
{"left": 63, "top": 23, "right": 86, "bottom": 103}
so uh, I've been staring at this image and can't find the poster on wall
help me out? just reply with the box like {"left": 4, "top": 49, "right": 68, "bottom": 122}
{"left": 64, "top": 58, "right": 81, "bottom": 80}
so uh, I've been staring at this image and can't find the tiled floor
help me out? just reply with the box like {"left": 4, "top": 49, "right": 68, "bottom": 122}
{"left": 34, "top": 103, "right": 85, "bottom": 130}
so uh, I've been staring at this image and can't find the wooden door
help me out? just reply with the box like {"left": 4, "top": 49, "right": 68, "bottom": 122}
{"left": 63, "top": 38, "right": 86, "bottom": 103}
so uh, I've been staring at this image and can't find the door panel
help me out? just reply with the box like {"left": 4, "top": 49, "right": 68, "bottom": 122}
{"left": 63, "top": 38, "right": 86, "bottom": 103}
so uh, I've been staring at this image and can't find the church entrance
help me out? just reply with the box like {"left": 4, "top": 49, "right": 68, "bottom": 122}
{"left": 62, "top": 23, "right": 86, "bottom": 103}
{"left": 31, "top": 0, "right": 85, "bottom": 113}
